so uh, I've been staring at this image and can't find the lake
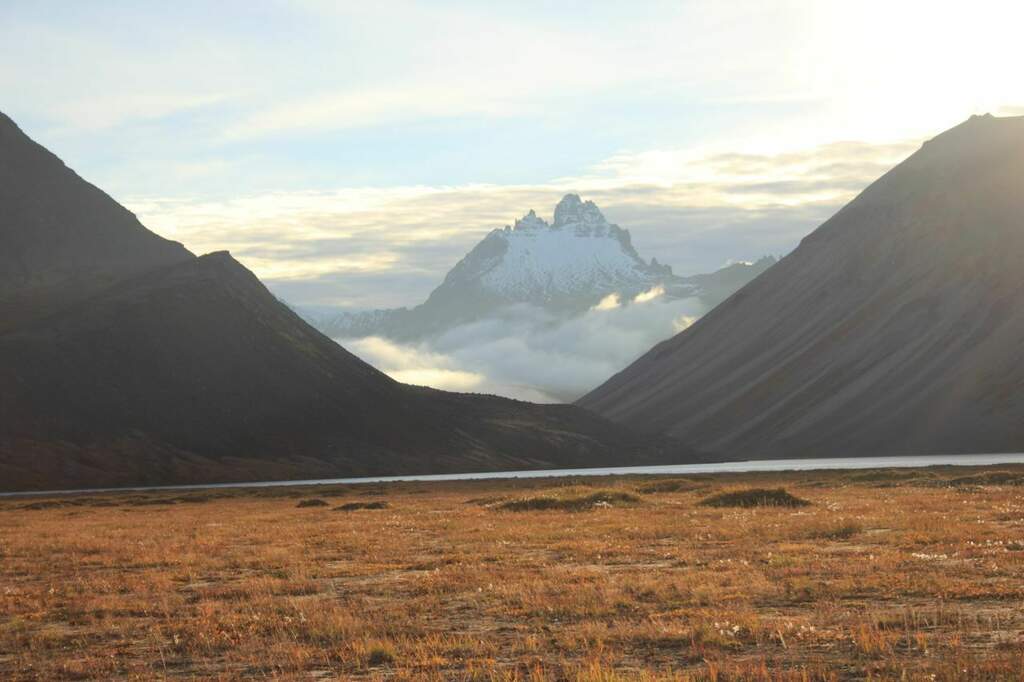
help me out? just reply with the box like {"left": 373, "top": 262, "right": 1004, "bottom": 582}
{"left": 4, "top": 452, "right": 1024, "bottom": 497}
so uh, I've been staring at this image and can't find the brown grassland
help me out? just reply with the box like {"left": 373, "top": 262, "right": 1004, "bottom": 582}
{"left": 2, "top": 465, "right": 1024, "bottom": 680}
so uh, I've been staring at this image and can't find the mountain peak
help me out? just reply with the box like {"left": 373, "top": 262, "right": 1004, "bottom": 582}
{"left": 0, "top": 110, "right": 24, "bottom": 137}
{"left": 917, "top": 112, "right": 1024, "bottom": 154}
{"left": 512, "top": 208, "right": 548, "bottom": 231}
{"left": 0, "top": 110, "right": 193, "bottom": 329}
{"left": 553, "top": 193, "right": 607, "bottom": 228}
{"left": 413, "top": 193, "right": 685, "bottom": 319}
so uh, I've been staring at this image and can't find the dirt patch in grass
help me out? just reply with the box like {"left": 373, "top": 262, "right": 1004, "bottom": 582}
{"left": 334, "top": 501, "right": 389, "bottom": 511}
{"left": 699, "top": 487, "right": 810, "bottom": 508}
{"left": 497, "top": 489, "right": 641, "bottom": 512}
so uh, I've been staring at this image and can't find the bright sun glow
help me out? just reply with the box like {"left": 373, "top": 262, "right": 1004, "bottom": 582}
{"left": 789, "top": 1, "right": 1024, "bottom": 145}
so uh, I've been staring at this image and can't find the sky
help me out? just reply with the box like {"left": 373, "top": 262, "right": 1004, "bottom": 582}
{"left": 3, "top": 0, "right": 1023, "bottom": 309}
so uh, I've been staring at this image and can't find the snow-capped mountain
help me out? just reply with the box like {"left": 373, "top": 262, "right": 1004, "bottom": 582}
{"left": 303, "top": 194, "right": 775, "bottom": 341}
{"left": 432, "top": 194, "right": 681, "bottom": 310}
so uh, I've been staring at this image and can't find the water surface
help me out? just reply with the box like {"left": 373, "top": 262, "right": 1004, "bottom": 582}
{"left": 5, "top": 452, "right": 1024, "bottom": 498}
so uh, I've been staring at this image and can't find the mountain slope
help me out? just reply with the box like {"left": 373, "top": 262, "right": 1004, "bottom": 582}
{"left": 0, "top": 112, "right": 687, "bottom": 492}
{"left": 0, "top": 113, "right": 192, "bottom": 330}
{"left": 1, "top": 252, "right": 676, "bottom": 490}
{"left": 307, "top": 195, "right": 774, "bottom": 341}
{"left": 579, "top": 114, "right": 1024, "bottom": 458}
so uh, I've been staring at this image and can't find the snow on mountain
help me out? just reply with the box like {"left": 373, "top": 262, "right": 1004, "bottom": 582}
{"left": 441, "top": 194, "right": 680, "bottom": 308}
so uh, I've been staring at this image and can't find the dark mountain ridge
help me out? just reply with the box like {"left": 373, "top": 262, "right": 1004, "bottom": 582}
{"left": 0, "top": 113, "right": 686, "bottom": 492}
{"left": 0, "top": 112, "right": 192, "bottom": 331}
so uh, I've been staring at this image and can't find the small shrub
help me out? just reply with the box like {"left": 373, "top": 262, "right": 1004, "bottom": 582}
{"left": 334, "top": 501, "right": 389, "bottom": 511}
{"left": 845, "top": 469, "right": 932, "bottom": 484}
{"left": 497, "top": 489, "right": 641, "bottom": 512}
{"left": 699, "top": 488, "right": 810, "bottom": 508}
{"left": 366, "top": 645, "right": 395, "bottom": 665}
{"left": 350, "top": 638, "right": 397, "bottom": 666}
{"left": 296, "top": 499, "right": 329, "bottom": 508}
{"left": 636, "top": 478, "right": 701, "bottom": 494}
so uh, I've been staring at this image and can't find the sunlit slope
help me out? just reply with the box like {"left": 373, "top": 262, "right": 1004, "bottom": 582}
{"left": 580, "top": 115, "right": 1024, "bottom": 458}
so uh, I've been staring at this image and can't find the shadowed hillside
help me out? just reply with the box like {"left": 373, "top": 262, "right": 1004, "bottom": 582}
{"left": 0, "top": 113, "right": 685, "bottom": 491}
{"left": 0, "top": 112, "right": 192, "bottom": 331}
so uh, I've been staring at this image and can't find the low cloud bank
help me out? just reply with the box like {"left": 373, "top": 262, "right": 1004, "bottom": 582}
{"left": 342, "top": 289, "right": 707, "bottom": 403}
{"left": 127, "top": 138, "right": 916, "bottom": 309}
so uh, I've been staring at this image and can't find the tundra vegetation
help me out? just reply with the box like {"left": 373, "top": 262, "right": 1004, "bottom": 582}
{"left": 2, "top": 466, "right": 1024, "bottom": 680}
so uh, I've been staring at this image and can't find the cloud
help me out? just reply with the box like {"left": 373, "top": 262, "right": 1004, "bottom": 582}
{"left": 0, "top": 15, "right": 242, "bottom": 134}
{"left": 9, "top": 0, "right": 1012, "bottom": 198}
{"left": 214, "top": 2, "right": 791, "bottom": 141}
{"left": 344, "top": 337, "right": 485, "bottom": 392}
{"left": 633, "top": 286, "right": 664, "bottom": 304}
{"left": 5, "top": 1, "right": 1015, "bottom": 317}
{"left": 222, "top": 86, "right": 512, "bottom": 141}
{"left": 672, "top": 316, "right": 697, "bottom": 333}
{"left": 191, "top": 2, "right": 1024, "bottom": 145}
{"left": 593, "top": 294, "right": 621, "bottom": 311}
{"left": 46, "top": 93, "right": 233, "bottom": 134}
{"left": 124, "top": 137, "right": 915, "bottom": 308}
{"left": 340, "top": 295, "right": 710, "bottom": 403}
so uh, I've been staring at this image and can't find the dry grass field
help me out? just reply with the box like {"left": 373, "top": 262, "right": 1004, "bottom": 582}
{"left": 2, "top": 466, "right": 1024, "bottom": 680}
